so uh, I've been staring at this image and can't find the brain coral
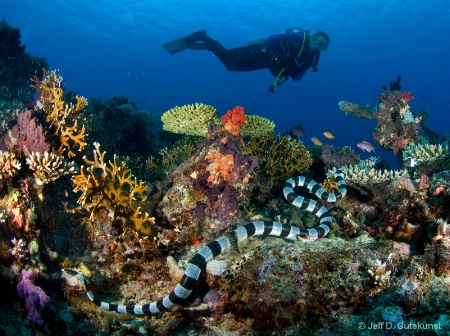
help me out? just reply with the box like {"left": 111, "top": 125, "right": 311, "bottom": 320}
{"left": 161, "top": 103, "right": 221, "bottom": 136}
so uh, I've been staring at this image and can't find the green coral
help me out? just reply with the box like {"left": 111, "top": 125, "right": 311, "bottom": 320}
{"left": 245, "top": 134, "right": 311, "bottom": 181}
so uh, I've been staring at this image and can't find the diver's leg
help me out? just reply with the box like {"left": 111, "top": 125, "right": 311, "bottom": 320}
{"left": 191, "top": 33, "right": 269, "bottom": 71}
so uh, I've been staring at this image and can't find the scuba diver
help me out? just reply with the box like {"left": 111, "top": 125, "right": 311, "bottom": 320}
{"left": 162, "top": 28, "right": 330, "bottom": 92}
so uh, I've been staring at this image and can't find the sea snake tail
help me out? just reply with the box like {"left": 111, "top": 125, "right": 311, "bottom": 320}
{"left": 67, "top": 169, "right": 346, "bottom": 315}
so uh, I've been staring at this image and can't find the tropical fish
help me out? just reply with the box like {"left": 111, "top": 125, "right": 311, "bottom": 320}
{"left": 357, "top": 140, "right": 376, "bottom": 153}
{"left": 290, "top": 122, "right": 304, "bottom": 137}
{"left": 311, "top": 138, "right": 323, "bottom": 146}
{"left": 323, "top": 131, "right": 334, "bottom": 139}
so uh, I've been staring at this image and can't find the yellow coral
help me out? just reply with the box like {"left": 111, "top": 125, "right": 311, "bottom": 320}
{"left": 32, "top": 70, "right": 88, "bottom": 157}
{"left": 161, "top": 103, "right": 221, "bottom": 136}
{"left": 71, "top": 143, "right": 156, "bottom": 241}
{"left": 245, "top": 134, "right": 311, "bottom": 181}
{"left": 240, "top": 115, "right": 275, "bottom": 137}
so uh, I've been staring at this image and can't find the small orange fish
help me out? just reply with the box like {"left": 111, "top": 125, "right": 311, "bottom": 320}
{"left": 312, "top": 138, "right": 323, "bottom": 146}
{"left": 323, "top": 131, "right": 334, "bottom": 139}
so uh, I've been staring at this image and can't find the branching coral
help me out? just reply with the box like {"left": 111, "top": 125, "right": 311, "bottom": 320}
{"left": 71, "top": 142, "right": 156, "bottom": 240}
{"left": 245, "top": 134, "right": 311, "bottom": 181}
{"left": 31, "top": 70, "right": 88, "bottom": 157}
{"left": 26, "top": 151, "right": 76, "bottom": 185}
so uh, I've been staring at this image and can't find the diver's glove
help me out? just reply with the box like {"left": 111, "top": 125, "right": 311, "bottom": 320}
{"left": 268, "top": 76, "right": 287, "bottom": 93}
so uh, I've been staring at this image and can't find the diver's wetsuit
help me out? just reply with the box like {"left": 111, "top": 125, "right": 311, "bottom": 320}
{"left": 190, "top": 31, "right": 319, "bottom": 84}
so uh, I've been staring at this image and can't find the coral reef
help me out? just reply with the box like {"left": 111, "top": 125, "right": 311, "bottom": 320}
{"left": 321, "top": 144, "right": 360, "bottom": 170}
{"left": 26, "top": 151, "right": 76, "bottom": 185}
{"left": 158, "top": 112, "right": 258, "bottom": 247}
{"left": 161, "top": 103, "right": 221, "bottom": 136}
{"left": 239, "top": 114, "right": 275, "bottom": 137}
{"left": 245, "top": 133, "right": 311, "bottom": 181}
{"left": 161, "top": 103, "right": 276, "bottom": 138}
{"left": 16, "top": 269, "right": 49, "bottom": 325}
{"left": 32, "top": 70, "right": 88, "bottom": 157}
{"left": 71, "top": 142, "right": 156, "bottom": 240}
{"left": 6, "top": 109, "right": 51, "bottom": 156}
{"left": 0, "top": 150, "right": 21, "bottom": 188}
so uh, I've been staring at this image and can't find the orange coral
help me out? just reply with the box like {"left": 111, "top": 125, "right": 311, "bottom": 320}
{"left": 205, "top": 152, "right": 235, "bottom": 184}
{"left": 221, "top": 106, "right": 246, "bottom": 136}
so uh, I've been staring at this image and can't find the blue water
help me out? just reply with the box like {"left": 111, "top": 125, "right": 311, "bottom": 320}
{"left": 3, "top": 0, "right": 450, "bottom": 168}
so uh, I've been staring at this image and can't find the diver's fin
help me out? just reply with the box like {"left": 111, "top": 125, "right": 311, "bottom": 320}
{"left": 162, "top": 30, "right": 207, "bottom": 55}
{"left": 162, "top": 35, "right": 192, "bottom": 55}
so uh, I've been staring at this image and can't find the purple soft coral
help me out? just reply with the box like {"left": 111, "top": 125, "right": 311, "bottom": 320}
{"left": 16, "top": 270, "right": 50, "bottom": 325}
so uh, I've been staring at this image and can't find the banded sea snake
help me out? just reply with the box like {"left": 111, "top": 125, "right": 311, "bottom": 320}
{"left": 67, "top": 169, "right": 346, "bottom": 315}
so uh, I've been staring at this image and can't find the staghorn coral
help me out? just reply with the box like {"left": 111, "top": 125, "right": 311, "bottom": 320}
{"left": 240, "top": 114, "right": 275, "bottom": 137}
{"left": 71, "top": 142, "right": 156, "bottom": 240}
{"left": 31, "top": 70, "right": 88, "bottom": 157}
{"left": 0, "top": 150, "right": 21, "bottom": 188}
{"left": 161, "top": 103, "right": 221, "bottom": 136}
{"left": 338, "top": 101, "right": 372, "bottom": 119}
{"left": 26, "top": 151, "right": 76, "bottom": 185}
{"left": 245, "top": 134, "right": 311, "bottom": 181}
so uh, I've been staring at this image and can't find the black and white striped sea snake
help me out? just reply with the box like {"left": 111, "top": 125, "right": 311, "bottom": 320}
{"left": 66, "top": 169, "right": 346, "bottom": 315}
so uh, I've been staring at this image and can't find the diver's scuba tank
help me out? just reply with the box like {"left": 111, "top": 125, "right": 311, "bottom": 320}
{"left": 247, "top": 27, "right": 309, "bottom": 45}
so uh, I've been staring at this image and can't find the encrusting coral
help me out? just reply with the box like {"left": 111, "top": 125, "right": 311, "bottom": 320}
{"left": 26, "top": 151, "right": 76, "bottom": 185}
{"left": 31, "top": 69, "right": 88, "bottom": 157}
{"left": 71, "top": 142, "right": 156, "bottom": 241}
